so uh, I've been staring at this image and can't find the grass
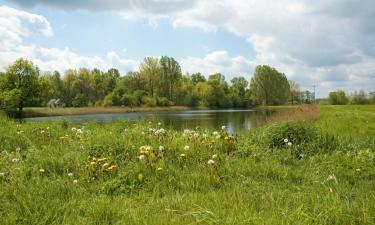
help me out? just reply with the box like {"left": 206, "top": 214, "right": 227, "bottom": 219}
{"left": 0, "top": 105, "right": 375, "bottom": 224}
{"left": 23, "top": 106, "right": 194, "bottom": 118}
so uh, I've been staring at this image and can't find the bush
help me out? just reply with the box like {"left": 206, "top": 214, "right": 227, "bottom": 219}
{"left": 156, "top": 97, "right": 173, "bottom": 106}
{"left": 264, "top": 120, "right": 316, "bottom": 148}
{"left": 121, "top": 94, "right": 137, "bottom": 107}
{"left": 141, "top": 96, "right": 157, "bottom": 107}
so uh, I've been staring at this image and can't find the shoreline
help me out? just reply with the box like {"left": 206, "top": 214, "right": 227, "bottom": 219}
{"left": 23, "top": 106, "right": 200, "bottom": 118}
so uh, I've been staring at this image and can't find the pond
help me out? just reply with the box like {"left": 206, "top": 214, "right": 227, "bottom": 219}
{"left": 25, "top": 109, "right": 277, "bottom": 133}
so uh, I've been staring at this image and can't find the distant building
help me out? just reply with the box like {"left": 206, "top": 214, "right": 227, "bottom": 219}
{"left": 47, "top": 99, "right": 64, "bottom": 108}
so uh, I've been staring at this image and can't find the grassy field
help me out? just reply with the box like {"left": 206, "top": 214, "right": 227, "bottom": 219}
{"left": 0, "top": 105, "right": 374, "bottom": 224}
{"left": 23, "top": 106, "right": 194, "bottom": 118}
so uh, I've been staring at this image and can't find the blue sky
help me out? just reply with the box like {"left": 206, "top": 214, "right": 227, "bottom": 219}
{"left": 0, "top": 0, "right": 374, "bottom": 97}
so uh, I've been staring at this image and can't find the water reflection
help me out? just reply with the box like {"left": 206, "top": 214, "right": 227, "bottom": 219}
{"left": 25, "top": 109, "right": 276, "bottom": 133}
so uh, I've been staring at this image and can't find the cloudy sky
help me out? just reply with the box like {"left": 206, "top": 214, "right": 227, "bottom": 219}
{"left": 1, "top": 0, "right": 374, "bottom": 97}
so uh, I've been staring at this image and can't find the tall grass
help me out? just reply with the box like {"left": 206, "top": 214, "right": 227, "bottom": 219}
{"left": 0, "top": 105, "right": 375, "bottom": 224}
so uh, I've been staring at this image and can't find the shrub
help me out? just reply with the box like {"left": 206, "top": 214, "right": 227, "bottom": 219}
{"left": 156, "top": 97, "right": 173, "bottom": 106}
{"left": 142, "top": 96, "right": 157, "bottom": 107}
{"left": 264, "top": 120, "right": 316, "bottom": 148}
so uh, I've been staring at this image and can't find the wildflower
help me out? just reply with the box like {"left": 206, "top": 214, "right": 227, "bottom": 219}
{"left": 76, "top": 129, "right": 83, "bottom": 134}
{"left": 224, "top": 136, "right": 229, "bottom": 140}
{"left": 107, "top": 165, "right": 117, "bottom": 171}
{"left": 356, "top": 168, "right": 361, "bottom": 172}
{"left": 40, "top": 130, "right": 45, "bottom": 134}
{"left": 216, "top": 135, "right": 221, "bottom": 139}
{"left": 213, "top": 131, "right": 219, "bottom": 136}
{"left": 158, "top": 122, "right": 162, "bottom": 126}
{"left": 102, "top": 162, "right": 110, "bottom": 168}
{"left": 159, "top": 145, "right": 164, "bottom": 151}
{"left": 16, "top": 147, "right": 20, "bottom": 151}
{"left": 138, "top": 155, "right": 145, "bottom": 160}
{"left": 156, "top": 167, "right": 163, "bottom": 171}
{"left": 73, "top": 179, "right": 78, "bottom": 184}
{"left": 208, "top": 159, "right": 215, "bottom": 165}
{"left": 72, "top": 127, "right": 77, "bottom": 132}
{"left": 0, "top": 172, "right": 5, "bottom": 177}
{"left": 284, "top": 138, "right": 288, "bottom": 143}
{"left": 12, "top": 158, "right": 19, "bottom": 163}
{"left": 184, "top": 145, "right": 190, "bottom": 151}
{"left": 221, "top": 125, "right": 226, "bottom": 130}
{"left": 327, "top": 174, "right": 338, "bottom": 183}
{"left": 287, "top": 142, "right": 292, "bottom": 146}
{"left": 68, "top": 173, "right": 73, "bottom": 177}
{"left": 90, "top": 161, "right": 96, "bottom": 166}
{"left": 212, "top": 154, "right": 218, "bottom": 159}
{"left": 39, "top": 168, "right": 45, "bottom": 173}
{"left": 180, "top": 153, "right": 186, "bottom": 157}
{"left": 97, "top": 157, "right": 107, "bottom": 162}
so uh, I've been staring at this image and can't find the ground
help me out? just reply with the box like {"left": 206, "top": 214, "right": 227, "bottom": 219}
{"left": 0, "top": 105, "right": 374, "bottom": 225}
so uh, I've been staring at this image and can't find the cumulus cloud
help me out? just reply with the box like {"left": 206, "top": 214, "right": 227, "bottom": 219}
{"left": 0, "top": 5, "right": 138, "bottom": 73}
{"left": 180, "top": 51, "right": 254, "bottom": 80}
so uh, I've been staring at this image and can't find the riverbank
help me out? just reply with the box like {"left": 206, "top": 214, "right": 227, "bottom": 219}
{"left": 1, "top": 105, "right": 374, "bottom": 224}
{"left": 23, "top": 106, "right": 199, "bottom": 118}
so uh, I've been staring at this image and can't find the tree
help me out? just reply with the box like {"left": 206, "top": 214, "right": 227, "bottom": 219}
{"left": 328, "top": 90, "right": 348, "bottom": 105}
{"left": 159, "top": 56, "right": 182, "bottom": 102}
{"left": 191, "top": 73, "right": 206, "bottom": 84}
{"left": 139, "top": 57, "right": 160, "bottom": 97}
{"left": 230, "top": 77, "right": 248, "bottom": 107}
{"left": 349, "top": 90, "right": 368, "bottom": 104}
{"left": 249, "top": 65, "right": 290, "bottom": 105}
{"left": 1, "top": 58, "right": 40, "bottom": 116}
{"left": 289, "top": 80, "right": 301, "bottom": 104}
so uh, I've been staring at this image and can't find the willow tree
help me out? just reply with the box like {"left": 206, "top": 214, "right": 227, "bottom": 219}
{"left": 249, "top": 65, "right": 290, "bottom": 105}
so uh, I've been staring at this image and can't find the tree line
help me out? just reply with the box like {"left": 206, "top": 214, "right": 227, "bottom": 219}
{"left": 1, "top": 57, "right": 317, "bottom": 116}
{"left": 328, "top": 90, "right": 375, "bottom": 105}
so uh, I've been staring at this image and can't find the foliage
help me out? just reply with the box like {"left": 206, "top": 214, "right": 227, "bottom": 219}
{"left": 328, "top": 90, "right": 349, "bottom": 105}
{"left": 249, "top": 65, "right": 290, "bottom": 105}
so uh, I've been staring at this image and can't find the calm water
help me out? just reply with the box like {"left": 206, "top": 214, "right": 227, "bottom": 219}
{"left": 25, "top": 109, "right": 276, "bottom": 133}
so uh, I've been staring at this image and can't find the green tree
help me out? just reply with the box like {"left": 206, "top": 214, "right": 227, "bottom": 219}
{"left": 1, "top": 58, "right": 40, "bottom": 116}
{"left": 249, "top": 65, "right": 290, "bottom": 105}
{"left": 328, "top": 90, "right": 348, "bottom": 105}
{"left": 289, "top": 80, "right": 301, "bottom": 104}
{"left": 349, "top": 90, "right": 368, "bottom": 104}
{"left": 159, "top": 56, "right": 182, "bottom": 102}
{"left": 140, "top": 57, "right": 160, "bottom": 97}
{"left": 230, "top": 77, "right": 248, "bottom": 107}
{"left": 191, "top": 72, "right": 206, "bottom": 84}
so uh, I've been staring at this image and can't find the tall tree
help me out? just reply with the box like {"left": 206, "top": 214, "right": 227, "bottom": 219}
{"left": 139, "top": 57, "right": 160, "bottom": 97}
{"left": 230, "top": 77, "right": 248, "bottom": 107}
{"left": 1, "top": 58, "right": 40, "bottom": 116}
{"left": 289, "top": 80, "right": 301, "bottom": 104}
{"left": 249, "top": 65, "right": 290, "bottom": 105}
{"left": 159, "top": 56, "right": 182, "bottom": 101}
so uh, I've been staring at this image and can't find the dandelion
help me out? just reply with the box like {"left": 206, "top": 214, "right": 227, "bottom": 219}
{"left": 76, "top": 129, "right": 83, "bottom": 134}
{"left": 287, "top": 142, "right": 292, "bottom": 146}
{"left": 138, "top": 155, "right": 145, "bottom": 160}
{"left": 68, "top": 172, "right": 73, "bottom": 177}
{"left": 72, "top": 127, "right": 77, "bottom": 132}
{"left": 97, "top": 157, "right": 107, "bottom": 162}
{"left": 39, "top": 168, "right": 45, "bottom": 173}
{"left": 221, "top": 125, "right": 226, "bottom": 130}
{"left": 159, "top": 145, "right": 164, "bottom": 151}
{"left": 213, "top": 131, "right": 219, "bottom": 136}
{"left": 356, "top": 168, "right": 361, "bottom": 172}
{"left": 184, "top": 145, "right": 190, "bottom": 151}
{"left": 208, "top": 159, "right": 215, "bottom": 165}
{"left": 90, "top": 161, "right": 96, "bottom": 166}
{"left": 40, "top": 130, "right": 45, "bottom": 134}
{"left": 156, "top": 167, "right": 163, "bottom": 171}
{"left": 73, "top": 179, "right": 78, "bottom": 184}
{"left": 102, "top": 162, "right": 110, "bottom": 168}
{"left": 284, "top": 138, "right": 288, "bottom": 143}
{"left": 180, "top": 153, "right": 186, "bottom": 157}
{"left": 12, "top": 158, "right": 19, "bottom": 163}
{"left": 0, "top": 172, "right": 5, "bottom": 177}
{"left": 16, "top": 147, "right": 20, "bottom": 151}
{"left": 212, "top": 154, "right": 218, "bottom": 159}
{"left": 216, "top": 135, "right": 221, "bottom": 139}
{"left": 107, "top": 165, "right": 117, "bottom": 171}
{"left": 158, "top": 122, "right": 162, "bottom": 126}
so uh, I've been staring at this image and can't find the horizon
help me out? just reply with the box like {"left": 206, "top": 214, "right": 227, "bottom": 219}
{"left": 1, "top": 0, "right": 375, "bottom": 98}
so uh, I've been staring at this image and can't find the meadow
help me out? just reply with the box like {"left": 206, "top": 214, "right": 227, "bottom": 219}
{"left": 0, "top": 105, "right": 374, "bottom": 225}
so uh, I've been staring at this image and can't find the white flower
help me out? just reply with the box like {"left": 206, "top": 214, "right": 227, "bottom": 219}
{"left": 208, "top": 159, "right": 215, "bottom": 165}
{"left": 76, "top": 129, "right": 83, "bottom": 134}
{"left": 72, "top": 127, "right": 77, "bottom": 132}
{"left": 73, "top": 179, "right": 78, "bottom": 184}
{"left": 12, "top": 158, "right": 19, "bottom": 163}
{"left": 287, "top": 142, "right": 292, "bottom": 146}
{"left": 159, "top": 145, "right": 164, "bottom": 151}
{"left": 327, "top": 174, "right": 337, "bottom": 183}
{"left": 68, "top": 173, "right": 73, "bottom": 177}
{"left": 284, "top": 138, "right": 288, "bottom": 143}
{"left": 212, "top": 154, "right": 218, "bottom": 159}
{"left": 40, "top": 130, "right": 45, "bottom": 134}
{"left": 158, "top": 122, "right": 162, "bottom": 126}
{"left": 0, "top": 172, "right": 5, "bottom": 177}
{"left": 184, "top": 145, "right": 190, "bottom": 151}
{"left": 216, "top": 135, "right": 221, "bottom": 139}
{"left": 16, "top": 147, "right": 20, "bottom": 151}
{"left": 138, "top": 155, "right": 145, "bottom": 160}
{"left": 221, "top": 125, "right": 226, "bottom": 130}
{"left": 213, "top": 131, "right": 219, "bottom": 136}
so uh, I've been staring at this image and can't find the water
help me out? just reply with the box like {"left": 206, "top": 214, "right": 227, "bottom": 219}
{"left": 25, "top": 109, "right": 276, "bottom": 133}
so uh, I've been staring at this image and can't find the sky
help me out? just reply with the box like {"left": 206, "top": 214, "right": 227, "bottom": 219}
{"left": 0, "top": 0, "right": 374, "bottom": 97}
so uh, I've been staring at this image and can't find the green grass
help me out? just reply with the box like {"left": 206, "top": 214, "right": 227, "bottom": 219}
{"left": 1, "top": 105, "right": 375, "bottom": 224}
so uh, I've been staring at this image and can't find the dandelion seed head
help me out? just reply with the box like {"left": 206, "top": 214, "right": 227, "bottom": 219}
{"left": 288, "top": 142, "right": 292, "bottom": 146}
{"left": 212, "top": 154, "right": 218, "bottom": 159}
{"left": 68, "top": 173, "right": 73, "bottom": 177}
{"left": 184, "top": 145, "right": 190, "bottom": 151}
{"left": 138, "top": 155, "right": 145, "bottom": 160}
{"left": 221, "top": 125, "right": 226, "bottom": 130}
{"left": 159, "top": 145, "right": 164, "bottom": 151}
{"left": 208, "top": 159, "right": 215, "bottom": 165}
{"left": 73, "top": 179, "right": 78, "bottom": 184}
{"left": 284, "top": 138, "right": 288, "bottom": 143}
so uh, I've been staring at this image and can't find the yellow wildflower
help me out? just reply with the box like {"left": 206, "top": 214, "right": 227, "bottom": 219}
{"left": 180, "top": 153, "right": 186, "bottom": 157}
{"left": 97, "top": 157, "right": 107, "bottom": 162}
{"left": 39, "top": 168, "right": 45, "bottom": 173}
{"left": 102, "top": 162, "right": 110, "bottom": 168}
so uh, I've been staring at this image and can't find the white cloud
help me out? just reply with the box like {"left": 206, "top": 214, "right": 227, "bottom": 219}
{"left": 0, "top": 6, "right": 138, "bottom": 74}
